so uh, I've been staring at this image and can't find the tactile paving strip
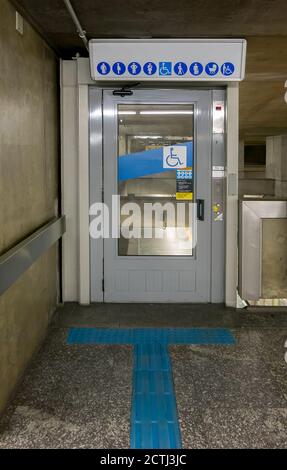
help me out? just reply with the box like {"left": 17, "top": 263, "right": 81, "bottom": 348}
{"left": 131, "top": 343, "right": 181, "bottom": 449}
{"left": 67, "top": 327, "right": 236, "bottom": 449}
{"left": 67, "top": 327, "right": 235, "bottom": 345}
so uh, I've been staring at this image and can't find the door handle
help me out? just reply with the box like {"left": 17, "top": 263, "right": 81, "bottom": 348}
{"left": 196, "top": 199, "right": 205, "bottom": 221}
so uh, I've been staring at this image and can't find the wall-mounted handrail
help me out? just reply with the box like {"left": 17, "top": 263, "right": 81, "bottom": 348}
{"left": 0, "top": 216, "right": 66, "bottom": 296}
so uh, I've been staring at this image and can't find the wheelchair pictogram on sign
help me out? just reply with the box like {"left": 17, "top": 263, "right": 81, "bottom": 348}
{"left": 163, "top": 146, "right": 187, "bottom": 169}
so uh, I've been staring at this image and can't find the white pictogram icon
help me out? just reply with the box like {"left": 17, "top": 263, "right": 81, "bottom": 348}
{"left": 101, "top": 63, "right": 107, "bottom": 74}
{"left": 208, "top": 63, "right": 217, "bottom": 74}
{"left": 193, "top": 63, "right": 199, "bottom": 75}
{"left": 177, "top": 63, "right": 183, "bottom": 75}
{"left": 222, "top": 63, "right": 233, "bottom": 75}
{"left": 159, "top": 62, "right": 172, "bottom": 76}
{"left": 147, "top": 63, "right": 153, "bottom": 74}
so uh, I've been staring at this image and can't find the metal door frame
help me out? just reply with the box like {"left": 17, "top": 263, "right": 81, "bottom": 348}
{"left": 89, "top": 87, "right": 226, "bottom": 302}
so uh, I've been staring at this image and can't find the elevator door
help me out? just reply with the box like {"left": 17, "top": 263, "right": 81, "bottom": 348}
{"left": 102, "top": 89, "right": 212, "bottom": 302}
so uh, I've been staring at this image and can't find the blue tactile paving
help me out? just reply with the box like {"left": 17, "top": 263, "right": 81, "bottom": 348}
{"left": 134, "top": 343, "right": 171, "bottom": 371}
{"left": 134, "top": 370, "right": 173, "bottom": 395}
{"left": 67, "top": 327, "right": 236, "bottom": 449}
{"left": 67, "top": 327, "right": 236, "bottom": 345}
{"left": 131, "top": 343, "right": 181, "bottom": 449}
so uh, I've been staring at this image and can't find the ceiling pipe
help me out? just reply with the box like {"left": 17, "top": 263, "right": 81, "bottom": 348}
{"left": 63, "top": 0, "right": 89, "bottom": 52}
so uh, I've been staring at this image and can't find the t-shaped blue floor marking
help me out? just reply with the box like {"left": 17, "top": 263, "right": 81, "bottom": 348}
{"left": 67, "top": 327, "right": 235, "bottom": 345}
{"left": 67, "top": 328, "right": 236, "bottom": 449}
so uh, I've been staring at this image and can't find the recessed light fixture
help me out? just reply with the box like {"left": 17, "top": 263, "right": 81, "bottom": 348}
{"left": 133, "top": 135, "right": 162, "bottom": 139}
{"left": 118, "top": 110, "right": 193, "bottom": 116}
{"left": 118, "top": 111, "right": 137, "bottom": 115}
{"left": 139, "top": 111, "right": 194, "bottom": 115}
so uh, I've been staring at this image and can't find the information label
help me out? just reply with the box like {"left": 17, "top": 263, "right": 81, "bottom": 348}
{"left": 176, "top": 168, "right": 193, "bottom": 200}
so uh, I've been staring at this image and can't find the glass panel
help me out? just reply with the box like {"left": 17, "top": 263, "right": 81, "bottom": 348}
{"left": 118, "top": 103, "right": 194, "bottom": 256}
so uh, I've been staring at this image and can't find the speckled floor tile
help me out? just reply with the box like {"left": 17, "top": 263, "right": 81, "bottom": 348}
{"left": 171, "top": 353, "right": 285, "bottom": 408}
{"left": 170, "top": 327, "right": 287, "bottom": 448}
{"left": 177, "top": 406, "right": 287, "bottom": 448}
{"left": 0, "top": 329, "right": 133, "bottom": 449}
{"left": 170, "top": 328, "right": 287, "bottom": 363}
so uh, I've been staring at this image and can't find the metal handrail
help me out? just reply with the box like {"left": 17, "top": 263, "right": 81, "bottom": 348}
{"left": 0, "top": 216, "right": 66, "bottom": 296}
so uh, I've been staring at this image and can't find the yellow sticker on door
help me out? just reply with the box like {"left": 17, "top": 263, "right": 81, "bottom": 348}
{"left": 176, "top": 192, "right": 193, "bottom": 200}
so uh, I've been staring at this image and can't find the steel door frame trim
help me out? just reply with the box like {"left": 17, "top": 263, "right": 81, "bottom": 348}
{"left": 78, "top": 85, "right": 91, "bottom": 305}
{"left": 0, "top": 216, "right": 66, "bottom": 296}
{"left": 211, "top": 89, "right": 226, "bottom": 303}
{"left": 89, "top": 87, "right": 227, "bottom": 303}
{"left": 89, "top": 87, "right": 104, "bottom": 302}
{"left": 225, "top": 83, "right": 239, "bottom": 307}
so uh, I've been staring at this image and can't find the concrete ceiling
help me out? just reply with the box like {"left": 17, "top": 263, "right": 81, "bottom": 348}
{"left": 11, "top": 0, "right": 287, "bottom": 140}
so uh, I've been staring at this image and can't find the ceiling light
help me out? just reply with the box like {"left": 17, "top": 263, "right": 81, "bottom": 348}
{"left": 118, "top": 111, "right": 137, "bottom": 115}
{"left": 133, "top": 135, "right": 162, "bottom": 139}
{"left": 139, "top": 111, "right": 194, "bottom": 115}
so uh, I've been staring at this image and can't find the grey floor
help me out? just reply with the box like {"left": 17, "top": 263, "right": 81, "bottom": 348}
{"left": 0, "top": 303, "right": 287, "bottom": 448}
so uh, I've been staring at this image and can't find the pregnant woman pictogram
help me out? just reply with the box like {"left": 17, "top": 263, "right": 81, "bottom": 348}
{"left": 166, "top": 147, "right": 183, "bottom": 167}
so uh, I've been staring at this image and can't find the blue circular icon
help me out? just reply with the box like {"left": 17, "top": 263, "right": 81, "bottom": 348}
{"left": 174, "top": 62, "right": 188, "bottom": 76}
{"left": 221, "top": 62, "right": 235, "bottom": 76}
{"left": 128, "top": 62, "right": 141, "bottom": 75}
{"left": 205, "top": 62, "right": 219, "bottom": 76}
{"left": 112, "top": 62, "right": 126, "bottom": 75}
{"left": 97, "top": 62, "right": 110, "bottom": 75}
{"left": 190, "top": 62, "right": 203, "bottom": 76}
{"left": 143, "top": 62, "right": 157, "bottom": 75}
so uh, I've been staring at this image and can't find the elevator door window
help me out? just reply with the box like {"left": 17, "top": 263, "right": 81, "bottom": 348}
{"left": 118, "top": 104, "right": 194, "bottom": 256}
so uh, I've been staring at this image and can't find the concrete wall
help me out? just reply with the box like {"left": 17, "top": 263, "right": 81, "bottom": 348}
{"left": 266, "top": 135, "right": 287, "bottom": 198}
{"left": 0, "top": 0, "right": 59, "bottom": 413}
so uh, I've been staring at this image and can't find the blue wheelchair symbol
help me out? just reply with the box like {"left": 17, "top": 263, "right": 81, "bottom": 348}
{"left": 221, "top": 62, "right": 235, "bottom": 76}
{"left": 143, "top": 62, "right": 157, "bottom": 75}
{"left": 128, "top": 62, "right": 141, "bottom": 75}
{"left": 97, "top": 62, "right": 110, "bottom": 75}
{"left": 174, "top": 62, "right": 187, "bottom": 76}
{"left": 159, "top": 62, "right": 172, "bottom": 76}
{"left": 112, "top": 62, "right": 126, "bottom": 75}
{"left": 166, "top": 147, "right": 183, "bottom": 167}
{"left": 205, "top": 62, "right": 219, "bottom": 76}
